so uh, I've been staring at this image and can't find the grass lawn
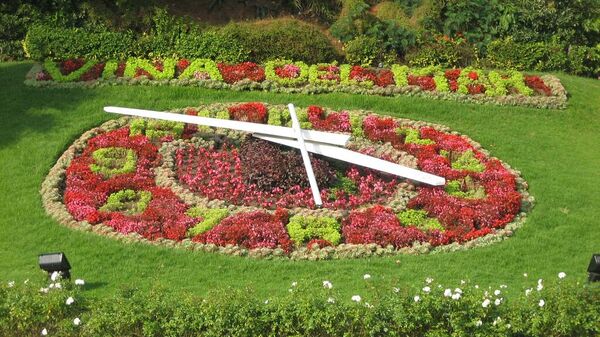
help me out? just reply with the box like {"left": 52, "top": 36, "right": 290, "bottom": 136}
{"left": 0, "top": 61, "right": 598, "bottom": 300}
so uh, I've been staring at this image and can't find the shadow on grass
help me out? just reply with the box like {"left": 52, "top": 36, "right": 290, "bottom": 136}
{"left": 0, "top": 62, "right": 97, "bottom": 149}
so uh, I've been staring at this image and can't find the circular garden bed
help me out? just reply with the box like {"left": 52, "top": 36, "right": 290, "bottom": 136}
{"left": 41, "top": 102, "right": 533, "bottom": 259}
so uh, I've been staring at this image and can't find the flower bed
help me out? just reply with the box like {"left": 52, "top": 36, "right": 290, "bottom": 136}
{"left": 41, "top": 103, "right": 533, "bottom": 259}
{"left": 26, "top": 59, "right": 567, "bottom": 109}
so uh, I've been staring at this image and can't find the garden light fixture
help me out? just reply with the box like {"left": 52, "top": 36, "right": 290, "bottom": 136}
{"left": 588, "top": 254, "right": 600, "bottom": 282}
{"left": 39, "top": 252, "right": 71, "bottom": 279}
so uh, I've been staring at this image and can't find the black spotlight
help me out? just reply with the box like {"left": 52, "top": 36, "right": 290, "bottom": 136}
{"left": 39, "top": 252, "right": 71, "bottom": 279}
{"left": 588, "top": 254, "right": 600, "bottom": 282}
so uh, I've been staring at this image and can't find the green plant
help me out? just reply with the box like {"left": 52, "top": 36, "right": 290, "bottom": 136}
{"left": 264, "top": 59, "right": 310, "bottom": 86}
{"left": 568, "top": 45, "right": 600, "bottom": 77}
{"left": 175, "top": 29, "right": 249, "bottom": 63}
{"left": 397, "top": 209, "right": 443, "bottom": 231}
{"left": 406, "top": 36, "right": 476, "bottom": 68}
{"left": 89, "top": 147, "right": 137, "bottom": 179}
{"left": 308, "top": 62, "right": 341, "bottom": 86}
{"left": 441, "top": 149, "right": 485, "bottom": 172}
{"left": 178, "top": 59, "right": 223, "bottom": 81}
{"left": 129, "top": 118, "right": 184, "bottom": 141}
{"left": 286, "top": 215, "right": 341, "bottom": 246}
{"left": 485, "top": 37, "right": 569, "bottom": 72}
{"left": 344, "top": 36, "right": 385, "bottom": 66}
{"left": 99, "top": 189, "right": 152, "bottom": 215}
{"left": 486, "top": 70, "right": 533, "bottom": 97}
{"left": 43, "top": 60, "right": 96, "bottom": 82}
{"left": 221, "top": 18, "right": 340, "bottom": 64}
{"left": 123, "top": 58, "right": 176, "bottom": 80}
{"left": 445, "top": 177, "right": 486, "bottom": 199}
{"left": 397, "top": 128, "right": 435, "bottom": 145}
{"left": 186, "top": 207, "right": 229, "bottom": 237}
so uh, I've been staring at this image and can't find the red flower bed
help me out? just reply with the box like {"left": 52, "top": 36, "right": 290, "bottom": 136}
{"left": 275, "top": 64, "right": 301, "bottom": 78}
{"left": 408, "top": 75, "right": 437, "bottom": 91}
{"left": 362, "top": 115, "right": 402, "bottom": 146}
{"left": 524, "top": 75, "right": 552, "bottom": 96}
{"left": 218, "top": 62, "right": 265, "bottom": 84}
{"left": 349, "top": 65, "right": 377, "bottom": 84}
{"left": 343, "top": 205, "right": 427, "bottom": 248}
{"left": 80, "top": 63, "right": 105, "bottom": 81}
{"left": 193, "top": 209, "right": 292, "bottom": 251}
{"left": 307, "top": 105, "right": 352, "bottom": 132}
{"left": 61, "top": 59, "right": 85, "bottom": 75}
{"left": 228, "top": 102, "right": 268, "bottom": 123}
{"left": 63, "top": 128, "right": 196, "bottom": 240}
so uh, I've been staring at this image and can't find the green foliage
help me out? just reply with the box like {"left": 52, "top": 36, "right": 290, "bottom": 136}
{"left": 397, "top": 128, "right": 435, "bottom": 145}
{"left": 448, "top": 149, "right": 485, "bottom": 172}
{"left": 24, "top": 24, "right": 136, "bottom": 61}
{"left": 43, "top": 60, "right": 96, "bottom": 82}
{"left": 129, "top": 118, "right": 184, "bottom": 141}
{"left": 186, "top": 207, "right": 229, "bottom": 237}
{"left": 567, "top": 45, "right": 600, "bottom": 77}
{"left": 456, "top": 67, "right": 485, "bottom": 95}
{"left": 264, "top": 59, "right": 310, "bottom": 86}
{"left": 397, "top": 209, "right": 444, "bottom": 231}
{"left": 90, "top": 147, "right": 137, "bottom": 179}
{"left": 0, "top": 277, "right": 598, "bottom": 337}
{"left": 178, "top": 59, "right": 223, "bottom": 81}
{"left": 485, "top": 37, "right": 569, "bottom": 72}
{"left": 344, "top": 36, "right": 385, "bottom": 66}
{"left": 391, "top": 64, "right": 410, "bottom": 86}
{"left": 123, "top": 58, "right": 176, "bottom": 80}
{"left": 328, "top": 172, "right": 358, "bottom": 199}
{"left": 286, "top": 215, "right": 341, "bottom": 246}
{"left": 350, "top": 114, "right": 364, "bottom": 138}
{"left": 99, "top": 189, "right": 152, "bottom": 215}
{"left": 175, "top": 29, "right": 248, "bottom": 62}
{"left": 221, "top": 18, "right": 340, "bottom": 64}
{"left": 266, "top": 107, "right": 291, "bottom": 126}
{"left": 507, "top": 0, "right": 600, "bottom": 47}
{"left": 486, "top": 70, "right": 533, "bottom": 97}
{"left": 423, "top": 0, "right": 513, "bottom": 50}
{"left": 406, "top": 36, "right": 477, "bottom": 68}
{"left": 445, "top": 176, "right": 486, "bottom": 199}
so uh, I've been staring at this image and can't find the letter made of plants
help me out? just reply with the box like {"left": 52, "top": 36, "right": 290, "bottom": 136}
{"left": 41, "top": 103, "right": 534, "bottom": 259}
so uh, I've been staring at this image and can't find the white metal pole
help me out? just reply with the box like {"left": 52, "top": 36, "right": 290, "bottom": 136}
{"left": 287, "top": 104, "right": 323, "bottom": 207}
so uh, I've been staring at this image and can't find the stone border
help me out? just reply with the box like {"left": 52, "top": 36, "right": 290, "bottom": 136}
{"left": 40, "top": 104, "right": 535, "bottom": 260}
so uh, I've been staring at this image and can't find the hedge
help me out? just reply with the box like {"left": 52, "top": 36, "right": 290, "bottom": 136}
{"left": 1, "top": 276, "right": 598, "bottom": 337}
{"left": 23, "top": 19, "right": 340, "bottom": 64}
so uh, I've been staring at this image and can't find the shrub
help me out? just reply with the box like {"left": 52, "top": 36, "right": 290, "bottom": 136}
{"left": 405, "top": 35, "right": 476, "bottom": 68}
{"left": 24, "top": 24, "right": 136, "bottom": 61}
{"left": 286, "top": 215, "right": 341, "bottom": 246}
{"left": 174, "top": 29, "right": 249, "bottom": 63}
{"left": 220, "top": 18, "right": 340, "bottom": 64}
{"left": 344, "top": 35, "right": 385, "bottom": 66}
{"left": 485, "top": 37, "right": 569, "bottom": 72}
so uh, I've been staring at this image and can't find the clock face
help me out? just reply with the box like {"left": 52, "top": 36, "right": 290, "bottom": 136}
{"left": 42, "top": 103, "right": 530, "bottom": 258}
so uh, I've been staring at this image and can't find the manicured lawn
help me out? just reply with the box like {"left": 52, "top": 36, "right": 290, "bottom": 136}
{"left": 0, "top": 61, "right": 598, "bottom": 300}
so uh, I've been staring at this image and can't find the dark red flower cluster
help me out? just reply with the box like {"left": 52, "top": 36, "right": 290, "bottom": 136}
{"left": 193, "top": 209, "right": 293, "bottom": 251}
{"left": 316, "top": 64, "right": 340, "bottom": 82}
{"left": 177, "top": 59, "right": 190, "bottom": 74}
{"left": 375, "top": 69, "right": 395, "bottom": 87}
{"left": 349, "top": 65, "right": 377, "bottom": 84}
{"left": 228, "top": 102, "right": 268, "bottom": 123}
{"left": 307, "top": 105, "right": 352, "bottom": 132}
{"left": 342, "top": 205, "right": 427, "bottom": 248}
{"left": 64, "top": 128, "right": 196, "bottom": 240}
{"left": 445, "top": 69, "right": 461, "bottom": 92}
{"left": 61, "top": 59, "right": 85, "bottom": 75}
{"left": 524, "top": 75, "right": 552, "bottom": 96}
{"left": 408, "top": 75, "right": 437, "bottom": 91}
{"left": 307, "top": 238, "right": 333, "bottom": 250}
{"left": 467, "top": 84, "right": 486, "bottom": 94}
{"left": 218, "top": 62, "right": 266, "bottom": 84}
{"left": 79, "top": 63, "right": 105, "bottom": 81}
{"left": 36, "top": 71, "right": 52, "bottom": 81}
{"left": 362, "top": 115, "right": 402, "bottom": 146}
{"left": 176, "top": 142, "right": 396, "bottom": 210}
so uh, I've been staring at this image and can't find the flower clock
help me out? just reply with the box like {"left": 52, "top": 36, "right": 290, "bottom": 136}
{"left": 42, "top": 102, "right": 533, "bottom": 259}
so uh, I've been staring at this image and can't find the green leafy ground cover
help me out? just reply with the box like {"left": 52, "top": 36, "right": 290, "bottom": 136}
{"left": 0, "top": 61, "right": 598, "bottom": 300}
